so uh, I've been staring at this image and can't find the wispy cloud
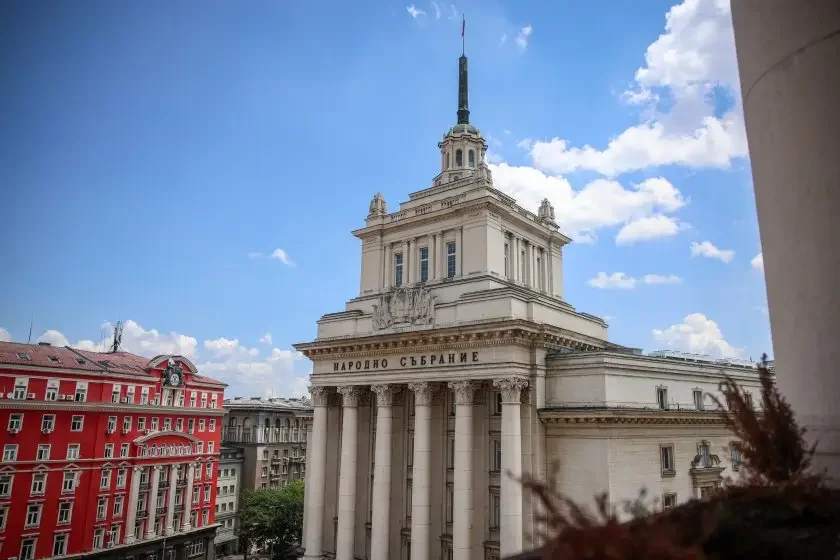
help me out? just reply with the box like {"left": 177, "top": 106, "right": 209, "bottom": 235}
{"left": 406, "top": 4, "right": 426, "bottom": 19}
{"left": 587, "top": 272, "right": 683, "bottom": 289}
{"left": 259, "top": 333, "right": 273, "bottom": 345}
{"left": 515, "top": 24, "right": 533, "bottom": 51}
{"left": 690, "top": 241, "right": 735, "bottom": 263}
{"left": 751, "top": 252, "right": 764, "bottom": 271}
{"left": 448, "top": 4, "right": 458, "bottom": 20}
{"left": 248, "top": 248, "right": 296, "bottom": 267}
{"left": 431, "top": 1, "right": 441, "bottom": 19}
{"left": 500, "top": 34, "right": 507, "bottom": 46}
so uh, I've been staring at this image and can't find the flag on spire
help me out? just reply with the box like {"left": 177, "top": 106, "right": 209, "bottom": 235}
{"left": 461, "top": 15, "right": 465, "bottom": 38}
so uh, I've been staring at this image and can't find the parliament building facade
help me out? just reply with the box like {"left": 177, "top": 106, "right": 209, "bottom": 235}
{"left": 294, "top": 53, "right": 762, "bottom": 560}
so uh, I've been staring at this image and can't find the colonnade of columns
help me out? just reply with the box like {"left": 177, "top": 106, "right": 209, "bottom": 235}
{"left": 303, "top": 377, "right": 529, "bottom": 560}
{"left": 123, "top": 462, "right": 199, "bottom": 545}
{"left": 504, "top": 231, "right": 551, "bottom": 293}
{"left": 381, "top": 228, "right": 465, "bottom": 290}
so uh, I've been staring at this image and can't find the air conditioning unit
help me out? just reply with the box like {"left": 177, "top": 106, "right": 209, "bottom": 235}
{"left": 9, "top": 428, "right": 20, "bottom": 435}
{"left": 42, "top": 428, "right": 53, "bottom": 434}
{"left": 59, "top": 395, "right": 69, "bottom": 400}
{"left": 121, "top": 397, "right": 129, "bottom": 403}
{"left": 106, "top": 428, "right": 115, "bottom": 434}
{"left": 26, "top": 393, "right": 35, "bottom": 399}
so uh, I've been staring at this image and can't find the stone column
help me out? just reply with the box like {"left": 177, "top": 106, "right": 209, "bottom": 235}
{"left": 146, "top": 466, "right": 161, "bottom": 538}
{"left": 408, "top": 383, "right": 435, "bottom": 560}
{"left": 457, "top": 227, "right": 464, "bottom": 276}
{"left": 165, "top": 465, "right": 178, "bottom": 535}
{"left": 493, "top": 378, "right": 529, "bottom": 556}
{"left": 124, "top": 466, "right": 142, "bottom": 544}
{"left": 439, "top": 230, "right": 446, "bottom": 278}
{"left": 383, "top": 243, "right": 392, "bottom": 290}
{"left": 514, "top": 237, "right": 521, "bottom": 283}
{"left": 303, "top": 387, "right": 331, "bottom": 560}
{"left": 403, "top": 240, "right": 411, "bottom": 286}
{"left": 731, "top": 0, "right": 840, "bottom": 479}
{"left": 369, "top": 385, "right": 398, "bottom": 560}
{"left": 335, "top": 386, "right": 361, "bottom": 560}
{"left": 448, "top": 381, "right": 479, "bottom": 560}
{"left": 182, "top": 463, "right": 195, "bottom": 531}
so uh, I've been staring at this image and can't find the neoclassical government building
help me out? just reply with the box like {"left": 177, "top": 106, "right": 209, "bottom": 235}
{"left": 294, "top": 52, "right": 762, "bottom": 560}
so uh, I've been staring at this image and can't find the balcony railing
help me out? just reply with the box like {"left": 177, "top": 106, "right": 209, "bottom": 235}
{"left": 159, "top": 480, "right": 170, "bottom": 489}
{"left": 139, "top": 482, "right": 150, "bottom": 491}
{"left": 223, "top": 426, "right": 308, "bottom": 445}
{"left": 137, "top": 509, "right": 149, "bottom": 519}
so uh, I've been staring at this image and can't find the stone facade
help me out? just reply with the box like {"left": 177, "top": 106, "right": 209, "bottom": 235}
{"left": 214, "top": 445, "right": 244, "bottom": 556}
{"left": 295, "top": 53, "right": 763, "bottom": 560}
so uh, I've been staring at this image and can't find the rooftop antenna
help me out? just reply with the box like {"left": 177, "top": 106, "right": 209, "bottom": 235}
{"left": 27, "top": 313, "right": 33, "bottom": 344}
{"left": 461, "top": 14, "right": 466, "bottom": 56}
{"left": 109, "top": 321, "right": 123, "bottom": 353}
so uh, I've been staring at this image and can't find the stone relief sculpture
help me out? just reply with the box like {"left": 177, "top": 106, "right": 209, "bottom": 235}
{"left": 372, "top": 285, "right": 436, "bottom": 329}
{"left": 368, "top": 192, "right": 388, "bottom": 218}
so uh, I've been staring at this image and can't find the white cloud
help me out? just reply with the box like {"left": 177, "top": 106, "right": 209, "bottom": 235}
{"left": 503, "top": 129, "right": 511, "bottom": 135}
{"left": 516, "top": 138, "right": 533, "bottom": 150}
{"left": 0, "top": 328, "right": 10, "bottom": 342}
{"left": 751, "top": 252, "right": 764, "bottom": 271}
{"left": 406, "top": 4, "right": 426, "bottom": 18}
{"left": 515, "top": 24, "right": 533, "bottom": 51}
{"left": 448, "top": 4, "right": 458, "bottom": 20}
{"left": 527, "top": 0, "right": 747, "bottom": 177}
{"left": 500, "top": 34, "right": 507, "bottom": 45}
{"left": 588, "top": 272, "right": 683, "bottom": 289}
{"left": 430, "top": 0, "right": 441, "bottom": 19}
{"left": 490, "top": 163, "right": 687, "bottom": 244}
{"left": 37, "top": 329, "right": 70, "bottom": 347}
{"left": 259, "top": 333, "right": 273, "bottom": 345}
{"left": 249, "top": 248, "right": 296, "bottom": 266}
{"left": 652, "top": 312, "right": 742, "bottom": 358}
{"left": 115, "top": 320, "right": 199, "bottom": 358}
{"left": 642, "top": 274, "right": 684, "bottom": 285}
{"left": 616, "top": 214, "right": 684, "bottom": 245}
{"left": 588, "top": 272, "right": 636, "bottom": 289}
{"left": 690, "top": 240, "right": 735, "bottom": 263}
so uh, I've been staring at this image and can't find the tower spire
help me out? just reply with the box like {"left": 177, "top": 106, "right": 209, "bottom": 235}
{"left": 457, "top": 16, "right": 469, "bottom": 125}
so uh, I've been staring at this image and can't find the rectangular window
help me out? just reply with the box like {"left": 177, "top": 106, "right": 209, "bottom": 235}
{"left": 693, "top": 389, "right": 704, "bottom": 410}
{"left": 656, "top": 387, "right": 668, "bottom": 410}
{"left": 731, "top": 444, "right": 741, "bottom": 470}
{"left": 151, "top": 417, "right": 159, "bottom": 431}
{"left": 663, "top": 493, "right": 677, "bottom": 510}
{"left": 41, "top": 414, "right": 55, "bottom": 432}
{"left": 490, "top": 492, "right": 501, "bottom": 529}
{"left": 199, "top": 419, "right": 205, "bottom": 432}
{"left": 193, "top": 487, "right": 200, "bottom": 503}
{"left": 176, "top": 418, "right": 183, "bottom": 432}
{"left": 114, "top": 495, "right": 124, "bottom": 516}
{"left": 46, "top": 386, "right": 58, "bottom": 401}
{"left": 100, "top": 469, "right": 111, "bottom": 490}
{"left": 93, "top": 528, "right": 104, "bottom": 549}
{"left": 164, "top": 418, "right": 171, "bottom": 431}
{"left": 8, "top": 413, "right": 22, "bottom": 431}
{"left": 62, "top": 472, "right": 76, "bottom": 492}
{"left": 25, "top": 503, "right": 41, "bottom": 527}
{"left": 447, "top": 436, "right": 455, "bottom": 469}
{"left": 660, "top": 444, "right": 675, "bottom": 475}
{"left": 190, "top": 393, "right": 197, "bottom": 407}
{"left": 209, "top": 419, "right": 216, "bottom": 432}
{"left": 20, "top": 537, "right": 37, "bottom": 560}
{"left": 58, "top": 501, "right": 73, "bottom": 524}
{"left": 110, "top": 524, "right": 121, "bottom": 544}
{"left": 124, "top": 416, "right": 132, "bottom": 432}
{"left": 394, "top": 252, "right": 404, "bottom": 287}
{"left": 445, "top": 484, "right": 454, "bottom": 524}
{"left": 0, "top": 474, "right": 12, "bottom": 497}
{"left": 71, "top": 415, "right": 84, "bottom": 431}
{"left": 138, "top": 417, "right": 146, "bottom": 431}
{"left": 121, "top": 443, "right": 130, "bottom": 457}
{"left": 698, "top": 441, "right": 711, "bottom": 468}
{"left": 13, "top": 379, "right": 28, "bottom": 399}
{"left": 31, "top": 473, "right": 46, "bottom": 495}
{"left": 446, "top": 242, "right": 456, "bottom": 277}
{"left": 75, "top": 382, "right": 87, "bottom": 402}
{"left": 419, "top": 246, "right": 429, "bottom": 282}
{"left": 0, "top": 504, "right": 6, "bottom": 531}
{"left": 37, "top": 444, "right": 50, "bottom": 461}
{"left": 745, "top": 393, "right": 754, "bottom": 410}
{"left": 117, "top": 468, "right": 127, "bottom": 488}
{"left": 491, "top": 439, "right": 502, "bottom": 472}
{"left": 97, "top": 497, "right": 107, "bottom": 520}
{"left": 104, "top": 444, "right": 114, "bottom": 458}
{"left": 112, "top": 385, "right": 121, "bottom": 403}
{"left": 208, "top": 441, "right": 214, "bottom": 454}
{"left": 3, "top": 444, "right": 17, "bottom": 462}
{"left": 107, "top": 416, "right": 117, "bottom": 432}
{"left": 141, "top": 387, "right": 149, "bottom": 405}
{"left": 53, "top": 533, "right": 68, "bottom": 556}
{"left": 504, "top": 242, "right": 509, "bottom": 277}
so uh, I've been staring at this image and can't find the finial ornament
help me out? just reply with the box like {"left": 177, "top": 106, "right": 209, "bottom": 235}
{"left": 538, "top": 198, "right": 556, "bottom": 223}
{"left": 368, "top": 192, "right": 387, "bottom": 218}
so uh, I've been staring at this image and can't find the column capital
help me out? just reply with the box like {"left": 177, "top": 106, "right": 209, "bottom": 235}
{"left": 370, "top": 384, "right": 399, "bottom": 407}
{"left": 310, "top": 386, "right": 332, "bottom": 407}
{"left": 448, "top": 380, "right": 479, "bottom": 405}
{"left": 408, "top": 382, "right": 438, "bottom": 406}
{"left": 337, "top": 386, "right": 363, "bottom": 408}
{"left": 493, "top": 377, "right": 529, "bottom": 403}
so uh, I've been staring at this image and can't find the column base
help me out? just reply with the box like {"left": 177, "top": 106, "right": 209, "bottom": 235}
{"left": 183, "top": 524, "right": 192, "bottom": 532}
{"left": 124, "top": 536, "right": 136, "bottom": 546}
{"left": 165, "top": 527, "right": 175, "bottom": 536}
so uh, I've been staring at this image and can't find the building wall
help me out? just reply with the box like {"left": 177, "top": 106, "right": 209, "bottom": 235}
{"left": 215, "top": 448, "right": 243, "bottom": 552}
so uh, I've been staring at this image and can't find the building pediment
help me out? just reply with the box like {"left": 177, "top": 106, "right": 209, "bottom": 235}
{"left": 146, "top": 355, "right": 198, "bottom": 374}
{"left": 134, "top": 430, "right": 200, "bottom": 444}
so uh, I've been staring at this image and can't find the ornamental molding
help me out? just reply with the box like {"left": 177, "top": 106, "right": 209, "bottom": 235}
{"left": 407, "top": 382, "right": 441, "bottom": 406}
{"left": 134, "top": 430, "right": 201, "bottom": 444}
{"left": 372, "top": 286, "right": 436, "bottom": 330}
{"left": 371, "top": 384, "right": 400, "bottom": 407}
{"left": 448, "top": 380, "right": 480, "bottom": 405}
{"left": 0, "top": 400, "right": 226, "bottom": 416}
{"left": 539, "top": 410, "right": 730, "bottom": 426}
{"left": 337, "top": 386, "right": 363, "bottom": 408}
{"left": 310, "top": 386, "right": 332, "bottom": 407}
{"left": 493, "top": 377, "right": 529, "bottom": 403}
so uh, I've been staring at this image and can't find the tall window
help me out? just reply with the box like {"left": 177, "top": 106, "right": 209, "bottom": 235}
{"left": 394, "top": 252, "right": 404, "bottom": 287}
{"left": 731, "top": 444, "right": 742, "bottom": 470}
{"left": 53, "top": 533, "right": 68, "bottom": 556}
{"left": 446, "top": 242, "right": 456, "bottom": 278}
{"left": 57, "top": 501, "right": 72, "bottom": 524}
{"left": 30, "top": 473, "right": 46, "bottom": 495}
{"left": 419, "top": 246, "right": 429, "bottom": 282}
{"left": 25, "top": 504, "right": 41, "bottom": 527}
{"left": 3, "top": 444, "right": 17, "bottom": 462}
{"left": 455, "top": 149, "right": 463, "bottom": 167}
{"left": 468, "top": 149, "right": 475, "bottom": 167}
{"left": 42, "top": 414, "right": 55, "bottom": 432}
{"left": 445, "top": 484, "right": 454, "bottom": 524}
{"left": 93, "top": 528, "right": 104, "bottom": 549}
{"left": 74, "top": 382, "right": 87, "bottom": 402}
{"left": 656, "top": 387, "right": 668, "bottom": 410}
{"left": 693, "top": 390, "right": 704, "bottom": 410}
{"left": 660, "top": 444, "right": 675, "bottom": 475}
{"left": 62, "top": 472, "right": 76, "bottom": 492}
{"left": 71, "top": 415, "right": 83, "bottom": 431}
{"left": 520, "top": 250, "right": 526, "bottom": 281}
{"left": 490, "top": 492, "right": 501, "bottom": 529}
{"left": 503, "top": 242, "right": 509, "bottom": 277}
{"left": 491, "top": 439, "right": 502, "bottom": 471}
{"left": 46, "top": 385, "right": 58, "bottom": 401}
{"left": 20, "top": 538, "right": 37, "bottom": 560}
{"left": 0, "top": 474, "right": 12, "bottom": 497}
{"left": 37, "top": 444, "right": 50, "bottom": 461}
{"left": 535, "top": 256, "right": 541, "bottom": 289}
{"left": 698, "top": 441, "right": 711, "bottom": 468}
{"left": 8, "top": 414, "right": 22, "bottom": 431}
{"left": 445, "top": 152, "right": 450, "bottom": 169}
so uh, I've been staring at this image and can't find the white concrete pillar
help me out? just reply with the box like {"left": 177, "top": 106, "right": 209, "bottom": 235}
{"left": 457, "top": 227, "right": 464, "bottom": 276}
{"left": 383, "top": 244, "right": 391, "bottom": 290}
{"left": 403, "top": 240, "right": 410, "bottom": 286}
{"left": 448, "top": 380, "right": 478, "bottom": 560}
{"left": 303, "top": 387, "right": 331, "bottom": 560}
{"left": 165, "top": 464, "right": 177, "bottom": 535}
{"left": 431, "top": 234, "right": 438, "bottom": 280}
{"left": 146, "top": 466, "right": 160, "bottom": 539}
{"left": 369, "top": 385, "right": 398, "bottom": 560}
{"left": 408, "top": 383, "right": 435, "bottom": 560}
{"left": 514, "top": 237, "right": 521, "bottom": 283}
{"left": 336, "top": 386, "right": 361, "bottom": 560}
{"left": 731, "top": 0, "right": 840, "bottom": 480}
{"left": 493, "top": 378, "right": 529, "bottom": 556}
{"left": 182, "top": 463, "right": 195, "bottom": 531}
{"left": 124, "top": 466, "right": 142, "bottom": 544}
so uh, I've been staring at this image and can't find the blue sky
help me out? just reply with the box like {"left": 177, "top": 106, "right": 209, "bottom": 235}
{"left": 0, "top": 0, "right": 770, "bottom": 397}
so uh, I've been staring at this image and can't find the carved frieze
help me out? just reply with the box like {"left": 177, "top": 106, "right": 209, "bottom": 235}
{"left": 372, "top": 285, "right": 436, "bottom": 330}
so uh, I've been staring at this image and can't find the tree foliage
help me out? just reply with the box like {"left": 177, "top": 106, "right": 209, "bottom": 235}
{"left": 240, "top": 481, "right": 305, "bottom": 559}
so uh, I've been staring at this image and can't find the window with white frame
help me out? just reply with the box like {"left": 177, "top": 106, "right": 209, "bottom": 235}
{"left": 41, "top": 414, "right": 55, "bottom": 432}
{"left": 151, "top": 417, "right": 159, "bottom": 431}
{"left": 97, "top": 497, "right": 107, "bottom": 520}
{"left": 75, "top": 381, "right": 87, "bottom": 402}
{"left": 204, "top": 484, "right": 211, "bottom": 501}
{"left": 490, "top": 491, "right": 501, "bottom": 529}
{"left": 112, "top": 385, "right": 121, "bottom": 403}
{"left": 20, "top": 537, "right": 37, "bottom": 560}
{"left": 163, "top": 418, "right": 171, "bottom": 431}
{"left": 31, "top": 472, "right": 46, "bottom": 495}
{"left": 104, "top": 444, "right": 114, "bottom": 458}
{"left": 177, "top": 391, "right": 185, "bottom": 407}
{"left": 197, "top": 442, "right": 204, "bottom": 454}
{"left": 199, "top": 418, "right": 205, "bottom": 432}
{"left": 206, "top": 463, "right": 212, "bottom": 477}
{"left": 176, "top": 418, "right": 183, "bottom": 432}
{"left": 126, "top": 385, "right": 135, "bottom": 402}
{"left": 93, "top": 527, "right": 104, "bottom": 549}
{"left": 46, "top": 384, "right": 58, "bottom": 401}
{"left": 663, "top": 492, "right": 678, "bottom": 509}
{"left": 114, "top": 495, "right": 124, "bottom": 516}
{"left": 13, "top": 378, "right": 28, "bottom": 399}
{"left": 208, "top": 441, "right": 214, "bottom": 454}
{"left": 121, "top": 443, "right": 130, "bottom": 458}
{"left": 660, "top": 444, "right": 675, "bottom": 475}
{"left": 0, "top": 503, "right": 7, "bottom": 530}
{"left": 106, "top": 416, "right": 117, "bottom": 432}
{"left": 419, "top": 246, "right": 429, "bottom": 282}
{"left": 71, "top": 415, "right": 84, "bottom": 431}
{"left": 190, "top": 392, "right": 197, "bottom": 407}
{"left": 67, "top": 443, "right": 80, "bottom": 460}
{"left": 62, "top": 471, "right": 76, "bottom": 492}
{"left": 25, "top": 503, "right": 42, "bottom": 527}
{"left": 141, "top": 386, "right": 149, "bottom": 405}
{"left": 656, "top": 387, "right": 668, "bottom": 410}
{"left": 0, "top": 474, "right": 12, "bottom": 497}
{"left": 138, "top": 417, "right": 146, "bottom": 431}
{"left": 109, "top": 523, "right": 121, "bottom": 544}
{"left": 117, "top": 468, "right": 127, "bottom": 488}
{"left": 187, "top": 418, "right": 195, "bottom": 433}
{"left": 3, "top": 444, "right": 17, "bottom": 462}
{"left": 100, "top": 469, "right": 111, "bottom": 490}
{"left": 53, "top": 533, "right": 68, "bottom": 556}
{"left": 8, "top": 413, "right": 22, "bottom": 432}
{"left": 193, "top": 486, "right": 200, "bottom": 502}
{"left": 693, "top": 389, "right": 704, "bottom": 410}
{"left": 202, "top": 509, "right": 209, "bottom": 525}
{"left": 123, "top": 416, "right": 132, "bottom": 432}
{"left": 201, "top": 392, "right": 208, "bottom": 408}
{"left": 209, "top": 419, "right": 216, "bottom": 432}
{"left": 37, "top": 444, "right": 50, "bottom": 461}
{"left": 58, "top": 501, "right": 73, "bottom": 524}
{"left": 211, "top": 393, "right": 218, "bottom": 407}
{"left": 394, "top": 252, "right": 404, "bottom": 287}
{"left": 446, "top": 242, "right": 456, "bottom": 277}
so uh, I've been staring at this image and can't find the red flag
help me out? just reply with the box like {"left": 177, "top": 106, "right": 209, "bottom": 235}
{"left": 461, "top": 17, "right": 465, "bottom": 37}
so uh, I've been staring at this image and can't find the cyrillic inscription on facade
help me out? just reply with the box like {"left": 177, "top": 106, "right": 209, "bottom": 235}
{"left": 333, "top": 351, "right": 479, "bottom": 372}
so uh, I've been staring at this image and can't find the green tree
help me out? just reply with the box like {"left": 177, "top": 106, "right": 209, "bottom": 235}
{"left": 240, "top": 481, "right": 305, "bottom": 559}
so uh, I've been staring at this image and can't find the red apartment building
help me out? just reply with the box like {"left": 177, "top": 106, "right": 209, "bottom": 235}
{"left": 0, "top": 341, "right": 226, "bottom": 560}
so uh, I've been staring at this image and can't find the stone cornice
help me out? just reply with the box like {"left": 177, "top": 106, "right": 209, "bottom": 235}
{"left": 539, "top": 408, "right": 730, "bottom": 426}
{"left": 295, "top": 319, "right": 606, "bottom": 359}
{"left": 0, "top": 400, "right": 227, "bottom": 416}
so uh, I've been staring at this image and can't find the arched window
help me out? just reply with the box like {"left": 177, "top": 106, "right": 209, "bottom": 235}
{"left": 456, "top": 149, "right": 463, "bottom": 167}
{"left": 264, "top": 418, "right": 270, "bottom": 428}
{"left": 228, "top": 417, "right": 236, "bottom": 427}
{"left": 469, "top": 150, "right": 475, "bottom": 167}
{"left": 445, "top": 152, "right": 450, "bottom": 169}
